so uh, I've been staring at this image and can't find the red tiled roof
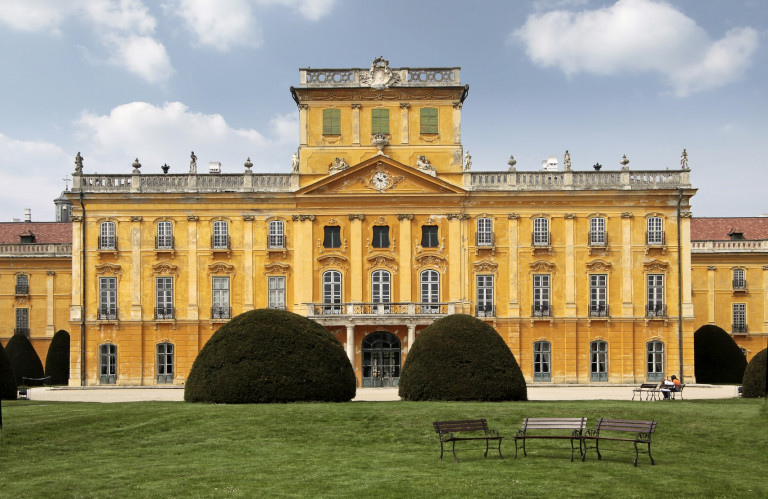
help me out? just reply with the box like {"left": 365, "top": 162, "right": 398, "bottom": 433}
{"left": 0, "top": 222, "right": 72, "bottom": 244}
{"left": 691, "top": 217, "right": 768, "bottom": 241}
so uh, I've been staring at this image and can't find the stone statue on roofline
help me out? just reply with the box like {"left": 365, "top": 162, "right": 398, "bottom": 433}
{"left": 681, "top": 149, "right": 689, "bottom": 170}
{"left": 417, "top": 155, "right": 436, "bottom": 176}
{"left": 74, "top": 152, "right": 84, "bottom": 174}
{"left": 563, "top": 150, "right": 571, "bottom": 171}
{"left": 463, "top": 150, "right": 472, "bottom": 171}
{"left": 329, "top": 157, "right": 349, "bottom": 175}
{"left": 189, "top": 151, "right": 197, "bottom": 173}
{"left": 291, "top": 152, "right": 299, "bottom": 173}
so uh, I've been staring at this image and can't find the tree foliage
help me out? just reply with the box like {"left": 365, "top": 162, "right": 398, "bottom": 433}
{"left": 5, "top": 334, "right": 44, "bottom": 386}
{"left": 693, "top": 325, "right": 747, "bottom": 384}
{"left": 742, "top": 349, "right": 766, "bottom": 398}
{"left": 399, "top": 314, "right": 527, "bottom": 401}
{"left": 185, "top": 309, "right": 356, "bottom": 403}
{"left": 45, "top": 329, "right": 71, "bottom": 385}
{"left": 0, "top": 341, "right": 17, "bottom": 400}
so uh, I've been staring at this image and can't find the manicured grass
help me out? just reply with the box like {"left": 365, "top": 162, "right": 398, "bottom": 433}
{"left": 1, "top": 399, "right": 766, "bottom": 497}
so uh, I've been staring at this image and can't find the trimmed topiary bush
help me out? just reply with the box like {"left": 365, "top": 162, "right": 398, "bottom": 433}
{"left": 694, "top": 325, "right": 747, "bottom": 384}
{"left": 185, "top": 309, "right": 356, "bottom": 403}
{"left": 742, "top": 349, "right": 766, "bottom": 398}
{"left": 399, "top": 314, "right": 527, "bottom": 401}
{"left": 5, "top": 334, "right": 44, "bottom": 386}
{"left": 0, "top": 341, "right": 17, "bottom": 400}
{"left": 45, "top": 329, "right": 70, "bottom": 385}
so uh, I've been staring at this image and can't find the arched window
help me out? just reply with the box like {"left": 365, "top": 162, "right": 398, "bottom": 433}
{"left": 323, "top": 270, "right": 342, "bottom": 314}
{"left": 420, "top": 270, "right": 440, "bottom": 313}
{"left": 372, "top": 270, "right": 391, "bottom": 312}
{"left": 646, "top": 341, "right": 664, "bottom": 381}
{"left": 590, "top": 340, "right": 608, "bottom": 382}
{"left": 533, "top": 341, "right": 551, "bottom": 382}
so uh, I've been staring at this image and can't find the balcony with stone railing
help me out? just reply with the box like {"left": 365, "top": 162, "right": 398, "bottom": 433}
{"left": 306, "top": 301, "right": 456, "bottom": 326}
{"left": 72, "top": 172, "right": 297, "bottom": 194}
{"left": 0, "top": 243, "right": 72, "bottom": 258}
{"left": 467, "top": 169, "right": 691, "bottom": 192}
{"left": 298, "top": 65, "right": 461, "bottom": 88}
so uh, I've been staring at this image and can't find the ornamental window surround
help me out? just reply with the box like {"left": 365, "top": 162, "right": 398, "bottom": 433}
{"left": 15, "top": 274, "right": 29, "bottom": 295}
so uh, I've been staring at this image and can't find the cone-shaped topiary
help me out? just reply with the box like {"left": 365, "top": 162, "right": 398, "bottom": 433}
{"left": 694, "top": 325, "right": 747, "bottom": 384}
{"left": 185, "top": 309, "right": 356, "bottom": 403}
{"left": 742, "top": 349, "right": 766, "bottom": 398}
{"left": 399, "top": 314, "right": 527, "bottom": 401}
{"left": 0, "top": 341, "right": 17, "bottom": 400}
{"left": 45, "top": 330, "right": 70, "bottom": 385}
{"left": 5, "top": 334, "right": 44, "bottom": 386}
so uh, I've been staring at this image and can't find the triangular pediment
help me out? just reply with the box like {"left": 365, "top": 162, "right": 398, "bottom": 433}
{"left": 296, "top": 156, "right": 466, "bottom": 196}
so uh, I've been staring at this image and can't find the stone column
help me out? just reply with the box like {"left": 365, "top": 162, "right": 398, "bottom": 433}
{"left": 68, "top": 215, "right": 83, "bottom": 386}
{"left": 187, "top": 216, "right": 199, "bottom": 320}
{"left": 130, "top": 216, "right": 142, "bottom": 320}
{"left": 680, "top": 211, "right": 694, "bottom": 317}
{"left": 621, "top": 212, "right": 634, "bottom": 316}
{"left": 292, "top": 215, "right": 315, "bottom": 310}
{"left": 398, "top": 214, "right": 413, "bottom": 302}
{"left": 507, "top": 214, "right": 520, "bottom": 317}
{"left": 346, "top": 325, "right": 355, "bottom": 364}
{"left": 351, "top": 104, "right": 361, "bottom": 145}
{"left": 707, "top": 266, "right": 716, "bottom": 324}
{"left": 349, "top": 214, "right": 364, "bottom": 302}
{"left": 242, "top": 215, "right": 254, "bottom": 311}
{"left": 564, "top": 214, "right": 576, "bottom": 317}
{"left": 407, "top": 324, "right": 416, "bottom": 352}
{"left": 400, "top": 103, "right": 410, "bottom": 145}
{"left": 46, "top": 270, "right": 55, "bottom": 336}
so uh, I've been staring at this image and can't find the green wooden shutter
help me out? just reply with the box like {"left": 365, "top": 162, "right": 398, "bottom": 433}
{"left": 420, "top": 108, "right": 438, "bottom": 134}
{"left": 323, "top": 109, "right": 340, "bottom": 135}
{"left": 371, "top": 109, "right": 389, "bottom": 134}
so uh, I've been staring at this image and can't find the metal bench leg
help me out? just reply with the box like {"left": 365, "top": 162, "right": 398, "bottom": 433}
{"left": 595, "top": 439, "right": 602, "bottom": 461}
{"left": 452, "top": 440, "right": 459, "bottom": 463}
{"left": 633, "top": 442, "right": 639, "bottom": 467}
{"left": 484, "top": 438, "right": 489, "bottom": 458}
{"left": 497, "top": 438, "right": 504, "bottom": 459}
{"left": 439, "top": 440, "right": 444, "bottom": 461}
{"left": 647, "top": 442, "right": 655, "bottom": 465}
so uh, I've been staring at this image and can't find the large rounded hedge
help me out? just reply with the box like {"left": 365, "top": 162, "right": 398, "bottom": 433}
{"left": 399, "top": 314, "right": 527, "bottom": 401}
{"left": 694, "top": 325, "right": 747, "bottom": 384}
{"left": 5, "top": 334, "right": 44, "bottom": 386}
{"left": 185, "top": 309, "right": 356, "bottom": 403}
{"left": 0, "top": 342, "right": 17, "bottom": 400}
{"left": 45, "top": 329, "right": 70, "bottom": 385}
{"left": 742, "top": 349, "right": 766, "bottom": 398}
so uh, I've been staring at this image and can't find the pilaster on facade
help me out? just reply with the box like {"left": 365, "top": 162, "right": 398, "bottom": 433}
{"left": 186, "top": 215, "right": 199, "bottom": 320}
{"left": 400, "top": 103, "right": 409, "bottom": 144}
{"left": 351, "top": 103, "right": 361, "bottom": 145}
{"left": 621, "top": 212, "right": 633, "bottom": 317}
{"left": 507, "top": 214, "right": 520, "bottom": 317}
{"left": 564, "top": 213, "right": 576, "bottom": 317}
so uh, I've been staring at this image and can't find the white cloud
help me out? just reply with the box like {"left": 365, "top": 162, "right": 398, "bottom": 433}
{"left": 0, "top": 0, "right": 71, "bottom": 33}
{"left": 512, "top": 0, "right": 759, "bottom": 96}
{"left": 74, "top": 102, "right": 297, "bottom": 174}
{"left": 257, "top": 0, "right": 337, "bottom": 21}
{"left": 107, "top": 35, "right": 174, "bottom": 83}
{"left": 175, "top": 0, "right": 261, "bottom": 51}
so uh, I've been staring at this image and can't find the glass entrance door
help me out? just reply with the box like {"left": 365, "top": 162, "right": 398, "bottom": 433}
{"left": 361, "top": 331, "right": 401, "bottom": 387}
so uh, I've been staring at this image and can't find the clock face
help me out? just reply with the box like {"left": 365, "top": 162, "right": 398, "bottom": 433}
{"left": 372, "top": 172, "right": 389, "bottom": 190}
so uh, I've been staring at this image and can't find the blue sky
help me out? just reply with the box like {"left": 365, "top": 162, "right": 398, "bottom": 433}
{"left": 1, "top": 0, "right": 765, "bottom": 221}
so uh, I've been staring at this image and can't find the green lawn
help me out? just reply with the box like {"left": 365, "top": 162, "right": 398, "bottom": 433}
{"left": 1, "top": 398, "right": 766, "bottom": 498}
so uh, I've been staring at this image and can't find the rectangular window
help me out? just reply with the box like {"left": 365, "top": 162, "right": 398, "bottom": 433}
{"left": 589, "top": 274, "right": 608, "bottom": 316}
{"left": 268, "top": 220, "right": 285, "bottom": 249}
{"left": 15, "top": 308, "right": 29, "bottom": 336}
{"left": 533, "top": 341, "right": 551, "bottom": 382}
{"left": 99, "top": 344, "right": 117, "bottom": 384}
{"left": 733, "top": 268, "right": 746, "bottom": 290}
{"left": 647, "top": 341, "right": 664, "bottom": 381}
{"left": 323, "top": 108, "right": 341, "bottom": 135}
{"left": 323, "top": 271, "right": 342, "bottom": 314}
{"left": 590, "top": 341, "right": 608, "bottom": 381}
{"left": 268, "top": 276, "right": 286, "bottom": 310}
{"left": 371, "top": 108, "right": 389, "bottom": 134}
{"left": 533, "top": 274, "right": 551, "bottom": 316}
{"left": 100, "top": 221, "right": 116, "bottom": 249}
{"left": 212, "top": 277, "right": 230, "bottom": 319}
{"left": 156, "top": 221, "right": 173, "bottom": 249}
{"left": 323, "top": 225, "right": 341, "bottom": 248}
{"left": 98, "top": 277, "right": 117, "bottom": 320}
{"left": 476, "top": 275, "right": 494, "bottom": 317}
{"left": 156, "top": 343, "right": 174, "bottom": 384}
{"left": 15, "top": 274, "right": 29, "bottom": 295}
{"left": 155, "top": 277, "right": 174, "bottom": 319}
{"left": 372, "top": 226, "right": 390, "bottom": 248}
{"left": 212, "top": 221, "right": 229, "bottom": 249}
{"left": 533, "top": 217, "right": 549, "bottom": 246}
{"left": 647, "top": 274, "right": 665, "bottom": 317}
{"left": 421, "top": 225, "right": 439, "bottom": 248}
{"left": 733, "top": 303, "right": 747, "bottom": 333}
{"left": 647, "top": 217, "right": 664, "bottom": 245}
{"left": 420, "top": 108, "right": 438, "bottom": 134}
{"left": 477, "top": 218, "right": 493, "bottom": 246}
{"left": 590, "top": 217, "right": 606, "bottom": 246}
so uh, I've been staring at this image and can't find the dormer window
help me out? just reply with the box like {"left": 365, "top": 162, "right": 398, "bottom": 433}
{"left": 729, "top": 231, "right": 744, "bottom": 240}
{"left": 20, "top": 232, "right": 35, "bottom": 244}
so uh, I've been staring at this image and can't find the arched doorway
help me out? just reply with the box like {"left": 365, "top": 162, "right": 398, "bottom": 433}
{"left": 362, "top": 331, "right": 401, "bottom": 387}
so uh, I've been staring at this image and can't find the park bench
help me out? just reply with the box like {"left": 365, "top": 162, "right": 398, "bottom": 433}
{"left": 17, "top": 377, "right": 51, "bottom": 400}
{"left": 632, "top": 383, "right": 660, "bottom": 401}
{"left": 582, "top": 418, "right": 657, "bottom": 466}
{"left": 670, "top": 384, "right": 685, "bottom": 400}
{"left": 432, "top": 419, "right": 503, "bottom": 463}
{"left": 514, "top": 417, "right": 587, "bottom": 462}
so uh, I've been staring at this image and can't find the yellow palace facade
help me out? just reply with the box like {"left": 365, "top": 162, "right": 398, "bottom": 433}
{"left": 65, "top": 59, "right": 698, "bottom": 387}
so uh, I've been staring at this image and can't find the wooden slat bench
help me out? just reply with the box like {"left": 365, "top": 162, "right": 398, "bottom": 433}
{"left": 632, "top": 383, "right": 660, "bottom": 401}
{"left": 433, "top": 419, "right": 503, "bottom": 463}
{"left": 582, "top": 418, "right": 657, "bottom": 466}
{"left": 514, "top": 417, "right": 587, "bottom": 462}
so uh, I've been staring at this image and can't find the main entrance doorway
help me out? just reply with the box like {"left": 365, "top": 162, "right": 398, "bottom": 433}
{"left": 361, "top": 331, "right": 401, "bottom": 387}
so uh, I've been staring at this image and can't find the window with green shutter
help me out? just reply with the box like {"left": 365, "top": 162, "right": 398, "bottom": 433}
{"left": 371, "top": 108, "right": 389, "bottom": 134}
{"left": 323, "top": 109, "right": 341, "bottom": 135}
{"left": 420, "top": 107, "right": 438, "bottom": 134}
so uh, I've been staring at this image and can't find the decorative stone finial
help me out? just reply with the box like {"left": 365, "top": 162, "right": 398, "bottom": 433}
{"left": 681, "top": 148, "right": 689, "bottom": 170}
{"left": 161, "top": 163, "right": 170, "bottom": 174}
{"left": 463, "top": 150, "right": 472, "bottom": 171}
{"left": 189, "top": 151, "right": 197, "bottom": 173}
{"left": 132, "top": 158, "right": 142, "bottom": 174}
{"left": 507, "top": 154, "right": 517, "bottom": 171}
{"left": 372, "top": 133, "right": 389, "bottom": 155}
{"left": 593, "top": 162, "right": 602, "bottom": 171}
{"left": 74, "top": 152, "right": 84, "bottom": 174}
{"left": 620, "top": 154, "right": 630, "bottom": 170}
{"left": 244, "top": 157, "right": 253, "bottom": 171}
{"left": 563, "top": 150, "right": 571, "bottom": 171}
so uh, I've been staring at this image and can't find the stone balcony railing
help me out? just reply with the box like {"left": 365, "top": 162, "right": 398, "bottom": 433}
{"left": 72, "top": 173, "right": 297, "bottom": 194}
{"left": 299, "top": 67, "right": 461, "bottom": 88}
{"left": 0, "top": 243, "right": 72, "bottom": 257}
{"left": 691, "top": 240, "right": 768, "bottom": 253}
{"left": 306, "top": 302, "right": 456, "bottom": 325}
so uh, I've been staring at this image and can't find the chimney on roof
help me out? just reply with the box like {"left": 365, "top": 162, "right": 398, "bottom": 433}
{"left": 24, "top": 208, "right": 31, "bottom": 222}
{"left": 209, "top": 162, "right": 221, "bottom": 174}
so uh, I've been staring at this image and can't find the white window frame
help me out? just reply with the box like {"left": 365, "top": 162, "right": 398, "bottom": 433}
{"left": 647, "top": 274, "right": 665, "bottom": 316}
{"left": 590, "top": 340, "right": 608, "bottom": 381}
{"left": 646, "top": 341, "right": 664, "bottom": 381}
{"left": 156, "top": 221, "right": 173, "bottom": 249}
{"left": 420, "top": 269, "right": 440, "bottom": 313}
{"left": 100, "top": 221, "right": 116, "bottom": 249}
{"left": 212, "top": 276, "right": 230, "bottom": 318}
{"left": 322, "top": 271, "right": 342, "bottom": 313}
{"left": 155, "top": 277, "right": 174, "bottom": 319}
{"left": 533, "top": 341, "right": 551, "bottom": 381}
{"left": 589, "top": 217, "right": 606, "bottom": 246}
{"left": 647, "top": 216, "right": 664, "bottom": 245}
{"left": 733, "top": 303, "right": 746, "bottom": 333}
{"left": 476, "top": 274, "right": 494, "bottom": 316}
{"left": 533, "top": 217, "right": 549, "bottom": 246}
{"left": 268, "top": 220, "right": 285, "bottom": 249}
{"left": 533, "top": 274, "right": 551, "bottom": 316}
{"left": 733, "top": 268, "right": 745, "bottom": 290}
{"left": 477, "top": 217, "right": 493, "bottom": 246}
{"left": 156, "top": 343, "right": 174, "bottom": 383}
{"left": 589, "top": 274, "right": 608, "bottom": 316}
{"left": 212, "top": 220, "right": 229, "bottom": 249}
{"left": 98, "top": 277, "right": 117, "bottom": 320}
{"left": 268, "top": 276, "right": 286, "bottom": 310}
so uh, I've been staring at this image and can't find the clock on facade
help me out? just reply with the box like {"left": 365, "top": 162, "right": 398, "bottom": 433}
{"left": 372, "top": 171, "right": 389, "bottom": 190}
